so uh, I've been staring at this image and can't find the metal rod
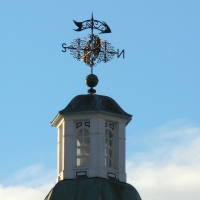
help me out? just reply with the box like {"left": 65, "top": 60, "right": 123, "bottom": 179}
{"left": 91, "top": 13, "right": 94, "bottom": 74}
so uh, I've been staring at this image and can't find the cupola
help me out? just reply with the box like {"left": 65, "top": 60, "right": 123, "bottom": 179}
{"left": 51, "top": 94, "right": 132, "bottom": 182}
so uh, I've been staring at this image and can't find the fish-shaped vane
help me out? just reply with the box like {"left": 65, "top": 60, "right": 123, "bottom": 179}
{"left": 73, "top": 13, "right": 111, "bottom": 34}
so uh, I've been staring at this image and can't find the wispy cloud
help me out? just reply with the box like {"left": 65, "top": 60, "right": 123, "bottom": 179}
{"left": 127, "top": 120, "right": 200, "bottom": 200}
{"left": 0, "top": 164, "right": 55, "bottom": 200}
{"left": 2, "top": 164, "right": 55, "bottom": 187}
{"left": 0, "top": 184, "right": 53, "bottom": 200}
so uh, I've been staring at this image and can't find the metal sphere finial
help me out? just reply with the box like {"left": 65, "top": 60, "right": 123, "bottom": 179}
{"left": 85, "top": 74, "right": 98, "bottom": 94}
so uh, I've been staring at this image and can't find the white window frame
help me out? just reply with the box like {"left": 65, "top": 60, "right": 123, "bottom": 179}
{"left": 105, "top": 123, "right": 114, "bottom": 168}
{"left": 76, "top": 122, "right": 90, "bottom": 167}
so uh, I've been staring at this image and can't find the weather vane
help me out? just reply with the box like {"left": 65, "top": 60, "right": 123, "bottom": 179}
{"left": 62, "top": 13, "right": 125, "bottom": 94}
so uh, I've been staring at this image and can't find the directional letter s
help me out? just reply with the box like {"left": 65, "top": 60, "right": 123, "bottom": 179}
{"left": 62, "top": 43, "right": 67, "bottom": 52}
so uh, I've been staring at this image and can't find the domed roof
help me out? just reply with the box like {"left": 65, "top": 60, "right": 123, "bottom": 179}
{"left": 52, "top": 94, "right": 131, "bottom": 125}
{"left": 44, "top": 178, "right": 142, "bottom": 200}
{"left": 60, "top": 94, "right": 131, "bottom": 118}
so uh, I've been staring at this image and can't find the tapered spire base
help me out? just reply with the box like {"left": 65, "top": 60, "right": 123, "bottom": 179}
{"left": 88, "top": 87, "right": 96, "bottom": 94}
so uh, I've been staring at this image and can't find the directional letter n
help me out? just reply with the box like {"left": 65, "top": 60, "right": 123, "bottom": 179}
{"left": 117, "top": 49, "right": 125, "bottom": 59}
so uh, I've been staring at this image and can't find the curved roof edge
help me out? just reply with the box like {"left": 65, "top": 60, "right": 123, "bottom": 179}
{"left": 52, "top": 94, "right": 131, "bottom": 123}
{"left": 44, "top": 177, "right": 142, "bottom": 200}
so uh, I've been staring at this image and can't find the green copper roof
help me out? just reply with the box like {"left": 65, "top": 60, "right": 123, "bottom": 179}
{"left": 44, "top": 178, "right": 142, "bottom": 200}
{"left": 59, "top": 94, "right": 132, "bottom": 118}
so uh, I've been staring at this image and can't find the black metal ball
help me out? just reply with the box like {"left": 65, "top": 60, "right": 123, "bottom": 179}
{"left": 85, "top": 74, "right": 99, "bottom": 88}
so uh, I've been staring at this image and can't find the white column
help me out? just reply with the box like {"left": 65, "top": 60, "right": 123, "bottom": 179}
{"left": 63, "top": 119, "right": 74, "bottom": 179}
{"left": 57, "top": 123, "right": 63, "bottom": 182}
{"left": 115, "top": 122, "right": 126, "bottom": 182}
{"left": 89, "top": 117, "right": 105, "bottom": 177}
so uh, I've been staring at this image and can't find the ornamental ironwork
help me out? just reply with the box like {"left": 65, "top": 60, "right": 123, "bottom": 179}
{"left": 62, "top": 13, "right": 125, "bottom": 93}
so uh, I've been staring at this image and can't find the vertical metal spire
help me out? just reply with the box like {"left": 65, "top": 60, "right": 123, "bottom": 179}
{"left": 90, "top": 12, "right": 94, "bottom": 74}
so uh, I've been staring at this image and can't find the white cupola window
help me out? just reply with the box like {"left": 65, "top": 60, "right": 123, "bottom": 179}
{"left": 76, "top": 122, "right": 90, "bottom": 166}
{"left": 105, "top": 123, "right": 114, "bottom": 168}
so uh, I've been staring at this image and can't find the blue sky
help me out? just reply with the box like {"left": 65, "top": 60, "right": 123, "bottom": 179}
{"left": 0, "top": 1, "right": 200, "bottom": 199}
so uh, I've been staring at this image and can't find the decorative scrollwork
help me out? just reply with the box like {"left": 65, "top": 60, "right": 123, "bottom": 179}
{"left": 67, "top": 37, "right": 87, "bottom": 60}
{"left": 65, "top": 34, "right": 117, "bottom": 67}
{"left": 97, "top": 40, "right": 116, "bottom": 63}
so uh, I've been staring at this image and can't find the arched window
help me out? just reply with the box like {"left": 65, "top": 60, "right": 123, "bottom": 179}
{"left": 76, "top": 122, "right": 90, "bottom": 166}
{"left": 105, "top": 124, "right": 114, "bottom": 168}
